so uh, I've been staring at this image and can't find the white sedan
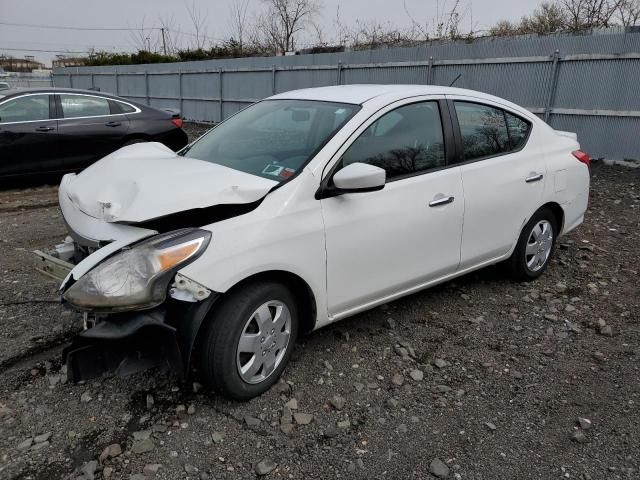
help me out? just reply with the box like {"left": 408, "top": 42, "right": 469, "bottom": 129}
{"left": 45, "top": 85, "right": 590, "bottom": 399}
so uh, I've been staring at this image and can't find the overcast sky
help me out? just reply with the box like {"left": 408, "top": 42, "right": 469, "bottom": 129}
{"left": 0, "top": 0, "right": 540, "bottom": 66}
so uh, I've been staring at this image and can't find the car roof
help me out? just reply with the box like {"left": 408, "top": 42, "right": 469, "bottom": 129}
{"left": 0, "top": 87, "right": 131, "bottom": 101}
{"left": 270, "top": 84, "right": 511, "bottom": 105}
{"left": 269, "top": 84, "right": 535, "bottom": 120}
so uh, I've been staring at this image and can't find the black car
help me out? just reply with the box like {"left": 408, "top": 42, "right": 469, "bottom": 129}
{"left": 0, "top": 88, "right": 189, "bottom": 178}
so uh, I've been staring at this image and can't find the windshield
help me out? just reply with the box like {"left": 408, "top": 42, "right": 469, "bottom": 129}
{"left": 182, "top": 99, "right": 360, "bottom": 182}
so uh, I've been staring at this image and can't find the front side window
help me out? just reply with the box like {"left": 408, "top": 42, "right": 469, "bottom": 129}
{"left": 60, "top": 94, "right": 111, "bottom": 118}
{"left": 0, "top": 95, "right": 50, "bottom": 123}
{"left": 339, "top": 101, "right": 446, "bottom": 180}
{"left": 182, "top": 100, "right": 360, "bottom": 182}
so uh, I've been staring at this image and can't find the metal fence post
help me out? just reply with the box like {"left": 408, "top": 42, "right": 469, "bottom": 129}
{"left": 114, "top": 69, "right": 119, "bottom": 96}
{"left": 68, "top": 73, "right": 73, "bottom": 88}
{"left": 145, "top": 71, "right": 150, "bottom": 105}
{"left": 272, "top": 65, "right": 277, "bottom": 95}
{"left": 427, "top": 56, "right": 434, "bottom": 84}
{"left": 544, "top": 50, "right": 561, "bottom": 122}
{"left": 336, "top": 61, "right": 343, "bottom": 85}
{"left": 218, "top": 67, "right": 224, "bottom": 122}
{"left": 91, "top": 73, "right": 95, "bottom": 90}
{"left": 178, "top": 69, "right": 183, "bottom": 115}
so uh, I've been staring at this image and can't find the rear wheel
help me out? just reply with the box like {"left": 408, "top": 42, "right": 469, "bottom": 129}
{"left": 507, "top": 208, "right": 558, "bottom": 281}
{"left": 197, "top": 281, "right": 298, "bottom": 400}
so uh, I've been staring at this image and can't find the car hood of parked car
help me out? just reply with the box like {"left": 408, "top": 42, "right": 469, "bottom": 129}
{"left": 61, "top": 142, "right": 279, "bottom": 224}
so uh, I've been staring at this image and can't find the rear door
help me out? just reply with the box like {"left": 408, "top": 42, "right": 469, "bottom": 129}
{"left": 56, "top": 93, "right": 130, "bottom": 171}
{"left": 447, "top": 97, "right": 544, "bottom": 270}
{"left": 0, "top": 93, "right": 60, "bottom": 176}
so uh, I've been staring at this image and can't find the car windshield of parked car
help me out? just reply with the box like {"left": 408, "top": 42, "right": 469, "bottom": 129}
{"left": 181, "top": 99, "right": 360, "bottom": 182}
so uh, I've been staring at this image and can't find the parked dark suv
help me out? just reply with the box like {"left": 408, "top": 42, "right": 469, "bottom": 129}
{"left": 0, "top": 88, "right": 189, "bottom": 179}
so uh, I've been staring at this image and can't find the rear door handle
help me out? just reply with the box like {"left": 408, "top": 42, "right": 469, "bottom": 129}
{"left": 429, "top": 195, "right": 455, "bottom": 207}
{"left": 105, "top": 121, "right": 121, "bottom": 127}
{"left": 525, "top": 173, "right": 544, "bottom": 183}
{"left": 35, "top": 126, "right": 54, "bottom": 132}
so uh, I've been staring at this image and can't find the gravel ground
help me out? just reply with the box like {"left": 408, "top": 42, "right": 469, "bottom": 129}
{"left": 183, "top": 122, "right": 214, "bottom": 142}
{"left": 0, "top": 163, "right": 638, "bottom": 480}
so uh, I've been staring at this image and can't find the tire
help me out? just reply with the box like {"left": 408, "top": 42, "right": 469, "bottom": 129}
{"left": 507, "top": 207, "right": 558, "bottom": 281}
{"left": 198, "top": 281, "right": 298, "bottom": 400}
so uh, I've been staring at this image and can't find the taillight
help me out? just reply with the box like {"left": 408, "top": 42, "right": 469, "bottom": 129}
{"left": 171, "top": 118, "right": 183, "bottom": 129}
{"left": 572, "top": 150, "right": 590, "bottom": 166}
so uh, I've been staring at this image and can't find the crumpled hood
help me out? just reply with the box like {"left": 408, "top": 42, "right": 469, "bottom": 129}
{"left": 62, "top": 142, "right": 279, "bottom": 223}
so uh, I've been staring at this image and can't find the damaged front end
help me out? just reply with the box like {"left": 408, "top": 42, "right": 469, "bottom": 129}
{"left": 36, "top": 144, "right": 277, "bottom": 383}
{"left": 58, "top": 227, "right": 216, "bottom": 382}
{"left": 57, "top": 227, "right": 219, "bottom": 383}
{"left": 63, "top": 293, "right": 218, "bottom": 383}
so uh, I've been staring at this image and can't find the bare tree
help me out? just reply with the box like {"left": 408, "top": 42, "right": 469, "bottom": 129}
{"left": 129, "top": 18, "right": 156, "bottom": 52}
{"left": 157, "top": 15, "right": 182, "bottom": 55}
{"left": 229, "top": 0, "right": 252, "bottom": 50}
{"left": 185, "top": 0, "right": 209, "bottom": 49}
{"left": 616, "top": 0, "right": 640, "bottom": 25}
{"left": 403, "top": 0, "right": 431, "bottom": 41}
{"left": 560, "top": 0, "right": 624, "bottom": 30}
{"left": 332, "top": 5, "right": 350, "bottom": 46}
{"left": 258, "top": 0, "right": 320, "bottom": 54}
{"left": 488, "top": 19, "right": 520, "bottom": 36}
{"left": 520, "top": 2, "right": 566, "bottom": 34}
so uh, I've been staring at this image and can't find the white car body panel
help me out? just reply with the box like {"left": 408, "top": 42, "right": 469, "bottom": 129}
{"left": 322, "top": 166, "right": 464, "bottom": 316}
{"left": 179, "top": 168, "right": 331, "bottom": 324}
{"left": 55, "top": 85, "right": 590, "bottom": 331}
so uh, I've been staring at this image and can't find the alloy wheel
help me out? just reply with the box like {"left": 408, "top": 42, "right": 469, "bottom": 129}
{"left": 236, "top": 300, "right": 292, "bottom": 384}
{"left": 525, "top": 220, "right": 553, "bottom": 272}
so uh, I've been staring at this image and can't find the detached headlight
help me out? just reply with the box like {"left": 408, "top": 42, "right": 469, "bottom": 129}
{"left": 63, "top": 228, "right": 211, "bottom": 312}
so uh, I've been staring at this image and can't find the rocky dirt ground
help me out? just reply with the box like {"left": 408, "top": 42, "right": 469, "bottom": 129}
{"left": 0, "top": 158, "right": 638, "bottom": 480}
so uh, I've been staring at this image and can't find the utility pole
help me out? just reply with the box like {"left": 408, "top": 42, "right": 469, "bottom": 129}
{"left": 145, "top": 36, "right": 151, "bottom": 52}
{"left": 161, "top": 27, "right": 167, "bottom": 55}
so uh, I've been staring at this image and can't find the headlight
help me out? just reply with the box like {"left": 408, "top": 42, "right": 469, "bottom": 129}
{"left": 63, "top": 228, "right": 211, "bottom": 312}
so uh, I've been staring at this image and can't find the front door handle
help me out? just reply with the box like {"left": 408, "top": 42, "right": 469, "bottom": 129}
{"left": 35, "top": 126, "right": 54, "bottom": 132}
{"left": 429, "top": 195, "right": 455, "bottom": 207}
{"left": 525, "top": 173, "right": 544, "bottom": 183}
{"left": 105, "top": 121, "right": 121, "bottom": 127}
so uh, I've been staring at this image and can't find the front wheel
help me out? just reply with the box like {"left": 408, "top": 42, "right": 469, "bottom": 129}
{"left": 507, "top": 208, "right": 558, "bottom": 281}
{"left": 197, "top": 281, "right": 298, "bottom": 400}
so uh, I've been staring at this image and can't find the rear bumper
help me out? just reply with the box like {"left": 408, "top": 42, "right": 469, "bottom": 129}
{"left": 63, "top": 295, "right": 218, "bottom": 383}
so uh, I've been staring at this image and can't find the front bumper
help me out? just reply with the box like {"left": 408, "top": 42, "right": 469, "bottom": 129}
{"left": 63, "top": 295, "right": 218, "bottom": 383}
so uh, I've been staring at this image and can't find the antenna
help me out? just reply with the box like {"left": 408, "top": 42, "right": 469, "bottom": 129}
{"left": 449, "top": 74, "right": 462, "bottom": 87}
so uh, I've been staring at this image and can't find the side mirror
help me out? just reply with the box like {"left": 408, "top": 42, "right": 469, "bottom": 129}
{"left": 331, "top": 162, "right": 386, "bottom": 193}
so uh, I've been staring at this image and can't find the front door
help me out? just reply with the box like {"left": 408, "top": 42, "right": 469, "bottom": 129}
{"left": 0, "top": 93, "right": 59, "bottom": 177}
{"left": 321, "top": 100, "right": 464, "bottom": 316}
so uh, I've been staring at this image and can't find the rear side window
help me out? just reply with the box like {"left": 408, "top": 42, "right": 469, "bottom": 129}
{"left": 0, "top": 95, "right": 50, "bottom": 123}
{"left": 454, "top": 102, "right": 510, "bottom": 161}
{"left": 454, "top": 101, "right": 532, "bottom": 161}
{"left": 111, "top": 100, "right": 136, "bottom": 114}
{"left": 505, "top": 112, "right": 531, "bottom": 150}
{"left": 340, "top": 101, "right": 446, "bottom": 180}
{"left": 60, "top": 94, "right": 110, "bottom": 118}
